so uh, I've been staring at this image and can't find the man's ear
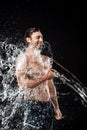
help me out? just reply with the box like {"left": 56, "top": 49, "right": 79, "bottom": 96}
{"left": 26, "top": 37, "right": 31, "bottom": 43}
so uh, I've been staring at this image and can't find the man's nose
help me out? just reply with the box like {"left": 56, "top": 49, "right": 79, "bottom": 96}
{"left": 39, "top": 37, "right": 43, "bottom": 42}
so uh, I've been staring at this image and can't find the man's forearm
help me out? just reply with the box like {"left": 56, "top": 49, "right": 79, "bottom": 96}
{"left": 26, "top": 70, "right": 55, "bottom": 88}
{"left": 48, "top": 80, "right": 60, "bottom": 110}
{"left": 18, "top": 70, "right": 54, "bottom": 89}
{"left": 51, "top": 95, "right": 60, "bottom": 110}
{"left": 25, "top": 76, "right": 46, "bottom": 88}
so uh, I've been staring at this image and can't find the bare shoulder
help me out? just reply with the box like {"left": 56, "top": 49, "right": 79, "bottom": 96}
{"left": 16, "top": 52, "right": 27, "bottom": 70}
{"left": 16, "top": 52, "right": 26, "bottom": 63}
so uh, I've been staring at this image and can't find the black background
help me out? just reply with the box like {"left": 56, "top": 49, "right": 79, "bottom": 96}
{"left": 0, "top": 0, "right": 87, "bottom": 129}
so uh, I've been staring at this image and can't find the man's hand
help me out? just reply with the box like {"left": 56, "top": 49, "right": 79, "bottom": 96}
{"left": 44, "top": 70, "right": 55, "bottom": 80}
{"left": 54, "top": 108, "right": 63, "bottom": 120}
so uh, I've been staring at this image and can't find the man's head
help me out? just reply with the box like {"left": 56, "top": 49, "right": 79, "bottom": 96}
{"left": 24, "top": 27, "right": 43, "bottom": 50}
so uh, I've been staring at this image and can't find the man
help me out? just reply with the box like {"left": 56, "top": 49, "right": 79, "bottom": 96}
{"left": 15, "top": 27, "right": 62, "bottom": 130}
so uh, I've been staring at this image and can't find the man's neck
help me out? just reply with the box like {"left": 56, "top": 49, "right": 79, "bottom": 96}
{"left": 26, "top": 46, "right": 41, "bottom": 59}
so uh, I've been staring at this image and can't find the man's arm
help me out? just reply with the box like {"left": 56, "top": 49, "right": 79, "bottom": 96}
{"left": 48, "top": 79, "right": 62, "bottom": 120}
{"left": 16, "top": 70, "right": 55, "bottom": 89}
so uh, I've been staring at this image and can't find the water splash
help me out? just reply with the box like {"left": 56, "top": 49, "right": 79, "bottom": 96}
{"left": 0, "top": 38, "right": 24, "bottom": 129}
{"left": 52, "top": 60, "right": 87, "bottom": 104}
{"left": 0, "top": 38, "right": 87, "bottom": 129}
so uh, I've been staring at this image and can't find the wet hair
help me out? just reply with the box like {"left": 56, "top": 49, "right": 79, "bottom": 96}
{"left": 24, "top": 27, "right": 40, "bottom": 44}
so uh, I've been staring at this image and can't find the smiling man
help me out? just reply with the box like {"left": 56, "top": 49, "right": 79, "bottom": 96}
{"left": 15, "top": 27, "right": 62, "bottom": 130}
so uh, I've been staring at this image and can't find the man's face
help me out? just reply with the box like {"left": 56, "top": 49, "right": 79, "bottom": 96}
{"left": 29, "top": 31, "right": 43, "bottom": 50}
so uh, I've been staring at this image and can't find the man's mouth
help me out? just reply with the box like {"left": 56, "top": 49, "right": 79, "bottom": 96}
{"left": 37, "top": 45, "right": 42, "bottom": 50}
